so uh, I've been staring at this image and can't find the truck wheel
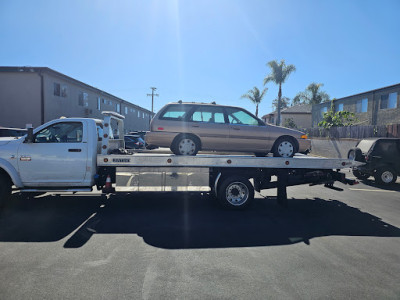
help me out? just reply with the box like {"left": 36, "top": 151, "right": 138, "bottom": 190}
{"left": 374, "top": 167, "right": 397, "bottom": 185}
{"left": 217, "top": 176, "right": 254, "bottom": 210}
{"left": 353, "top": 170, "right": 369, "bottom": 180}
{"left": 273, "top": 137, "right": 296, "bottom": 158}
{"left": 172, "top": 134, "right": 200, "bottom": 156}
{"left": 0, "top": 174, "right": 12, "bottom": 209}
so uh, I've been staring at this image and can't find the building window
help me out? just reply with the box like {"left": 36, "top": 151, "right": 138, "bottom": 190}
{"left": 138, "top": 111, "right": 140, "bottom": 118}
{"left": 54, "top": 82, "right": 61, "bottom": 96}
{"left": 336, "top": 103, "right": 343, "bottom": 112}
{"left": 78, "top": 92, "right": 89, "bottom": 107}
{"left": 102, "top": 98, "right": 106, "bottom": 104}
{"left": 116, "top": 103, "right": 121, "bottom": 113}
{"left": 61, "top": 85, "right": 67, "bottom": 97}
{"left": 97, "top": 97, "right": 101, "bottom": 110}
{"left": 130, "top": 108, "right": 135, "bottom": 113}
{"left": 356, "top": 98, "right": 368, "bottom": 113}
{"left": 125, "top": 107, "right": 128, "bottom": 114}
{"left": 380, "top": 93, "right": 397, "bottom": 109}
{"left": 320, "top": 106, "right": 328, "bottom": 116}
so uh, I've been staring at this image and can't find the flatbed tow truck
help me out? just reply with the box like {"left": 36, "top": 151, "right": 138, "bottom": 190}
{"left": 0, "top": 112, "right": 361, "bottom": 209}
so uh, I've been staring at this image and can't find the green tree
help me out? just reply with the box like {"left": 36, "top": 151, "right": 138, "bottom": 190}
{"left": 264, "top": 60, "right": 296, "bottom": 126}
{"left": 293, "top": 82, "right": 330, "bottom": 105}
{"left": 272, "top": 96, "right": 291, "bottom": 111}
{"left": 241, "top": 86, "right": 268, "bottom": 117}
{"left": 318, "top": 101, "right": 357, "bottom": 128}
{"left": 283, "top": 117, "right": 297, "bottom": 129}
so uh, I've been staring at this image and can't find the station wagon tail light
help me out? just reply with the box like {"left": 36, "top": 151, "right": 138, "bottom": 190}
{"left": 158, "top": 127, "right": 164, "bottom": 130}
{"left": 300, "top": 135, "right": 308, "bottom": 139}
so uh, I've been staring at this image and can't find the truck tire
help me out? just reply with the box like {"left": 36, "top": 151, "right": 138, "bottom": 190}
{"left": 217, "top": 176, "right": 254, "bottom": 210}
{"left": 374, "top": 167, "right": 397, "bottom": 186}
{"left": 0, "top": 173, "right": 12, "bottom": 209}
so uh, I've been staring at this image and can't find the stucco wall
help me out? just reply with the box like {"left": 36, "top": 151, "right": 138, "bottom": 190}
{"left": 0, "top": 72, "right": 42, "bottom": 128}
{"left": 281, "top": 113, "right": 311, "bottom": 129}
{"left": 310, "top": 138, "right": 359, "bottom": 158}
{"left": 43, "top": 72, "right": 152, "bottom": 132}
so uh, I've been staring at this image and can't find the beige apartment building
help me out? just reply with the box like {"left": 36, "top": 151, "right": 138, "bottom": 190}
{"left": 312, "top": 83, "right": 400, "bottom": 127}
{"left": 0, "top": 67, "right": 153, "bottom": 132}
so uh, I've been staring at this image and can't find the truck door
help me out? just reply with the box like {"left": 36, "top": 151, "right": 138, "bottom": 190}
{"left": 17, "top": 121, "right": 88, "bottom": 186}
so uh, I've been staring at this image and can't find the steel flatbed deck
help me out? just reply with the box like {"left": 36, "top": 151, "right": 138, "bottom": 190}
{"left": 97, "top": 153, "right": 362, "bottom": 169}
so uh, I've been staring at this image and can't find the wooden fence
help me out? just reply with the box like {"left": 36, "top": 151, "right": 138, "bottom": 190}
{"left": 304, "top": 124, "right": 400, "bottom": 139}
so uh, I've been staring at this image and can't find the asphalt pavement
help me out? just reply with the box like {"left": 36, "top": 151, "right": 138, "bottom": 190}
{"left": 0, "top": 175, "right": 399, "bottom": 299}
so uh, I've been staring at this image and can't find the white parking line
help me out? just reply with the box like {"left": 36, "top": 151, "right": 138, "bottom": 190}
{"left": 349, "top": 188, "right": 396, "bottom": 192}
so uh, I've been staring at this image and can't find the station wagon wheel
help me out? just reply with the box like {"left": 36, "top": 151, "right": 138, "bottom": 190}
{"left": 217, "top": 176, "right": 254, "bottom": 210}
{"left": 374, "top": 167, "right": 397, "bottom": 185}
{"left": 172, "top": 135, "right": 200, "bottom": 156}
{"left": 273, "top": 137, "right": 296, "bottom": 158}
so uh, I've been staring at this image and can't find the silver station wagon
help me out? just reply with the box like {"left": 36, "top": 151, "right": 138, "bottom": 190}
{"left": 146, "top": 102, "right": 311, "bottom": 157}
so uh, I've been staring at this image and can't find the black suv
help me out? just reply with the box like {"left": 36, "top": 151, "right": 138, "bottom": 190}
{"left": 348, "top": 138, "right": 400, "bottom": 185}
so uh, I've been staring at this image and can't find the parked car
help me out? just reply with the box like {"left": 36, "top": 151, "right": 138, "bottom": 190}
{"left": 0, "top": 126, "right": 27, "bottom": 137}
{"left": 348, "top": 138, "right": 400, "bottom": 185}
{"left": 128, "top": 131, "right": 158, "bottom": 149}
{"left": 129, "top": 131, "right": 147, "bottom": 140}
{"left": 124, "top": 135, "right": 145, "bottom": 149}
{"left": 145, "top": 102, "right": 311, "bottom": 157}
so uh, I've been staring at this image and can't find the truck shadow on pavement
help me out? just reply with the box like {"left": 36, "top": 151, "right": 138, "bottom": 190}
{"left": 0, "top": 192, "right": 399, "bottom": 249}
{"left": 358, "top": 180, "right": 400, "bottom": 191}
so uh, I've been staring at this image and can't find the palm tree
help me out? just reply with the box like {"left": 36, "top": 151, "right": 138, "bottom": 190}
{"left": 272, "top": 96, "right": 291, "bottom": 111}
{"left": 241, "top": 86, "right": 268, "bottom": 117}
{"left": 264, "top": 60, "right": 296, "bottom": 126}
{"left": 293, "top": 82, "right": 330, "bottom": 105}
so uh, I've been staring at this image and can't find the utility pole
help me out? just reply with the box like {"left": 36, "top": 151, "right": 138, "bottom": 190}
{"left": 147, "top": 87, "right": 159, "bottom": 115}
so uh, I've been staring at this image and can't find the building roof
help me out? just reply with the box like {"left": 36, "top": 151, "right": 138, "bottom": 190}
{"left": 281, "top": 104, "right": 312, "bottom": 114}
{"left": 0, "top": 66, "right": 153, "bottom": 114}
{"left": 261, "top": 104, "right": 312, "bottom": 119}
{"left": 313, "top": 82, "right": 400, "bottom": 109}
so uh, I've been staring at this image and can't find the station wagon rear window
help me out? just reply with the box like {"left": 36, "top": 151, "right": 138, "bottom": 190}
{"left": 160, "top": 104, "right": 193, "bottom": 120}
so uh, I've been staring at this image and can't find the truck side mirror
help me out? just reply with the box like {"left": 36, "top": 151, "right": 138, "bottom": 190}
{"left": 25, "top": 128, "right": 34, "bottom": 143}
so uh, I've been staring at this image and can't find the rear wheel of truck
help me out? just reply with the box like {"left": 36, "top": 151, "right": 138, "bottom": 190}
{"left": 217, "top": 176, "right": 254, "bottom": 210}
{"left": 0, "top": 173, "right": 12, "bottom": 209}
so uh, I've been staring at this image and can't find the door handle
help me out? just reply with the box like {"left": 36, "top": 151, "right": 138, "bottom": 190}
{"left": 192, "top": 125, "right": 200, "bottom": 128}
{"left": 68, "top": 148, "right": 82, "bottom": 152}
{"left": 232, "top": 127, "right": 240, "bottom": 130}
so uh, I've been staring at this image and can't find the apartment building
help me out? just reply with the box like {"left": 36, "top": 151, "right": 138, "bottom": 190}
{"left": 312, "top": 83, "right": 400, "bottom": 127}
{"left": 0, "top": 67, "right": 153, "bottom": 132}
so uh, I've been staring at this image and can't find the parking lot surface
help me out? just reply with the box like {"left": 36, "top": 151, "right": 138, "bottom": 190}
{"left": 0, "top": 175, "right": 399, "bottom": 299}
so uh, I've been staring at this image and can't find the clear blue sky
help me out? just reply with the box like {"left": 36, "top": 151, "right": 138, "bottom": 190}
{"left": 1, "top": 0, "right": 399, "bottom": 116}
